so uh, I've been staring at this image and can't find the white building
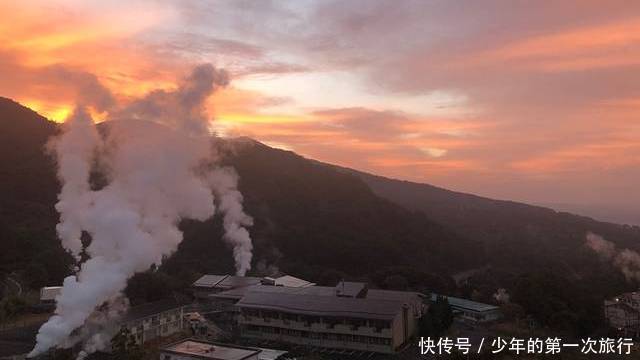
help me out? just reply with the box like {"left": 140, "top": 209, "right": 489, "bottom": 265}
{"left": 39, "top": 286, "right": 62, "bottom": 304}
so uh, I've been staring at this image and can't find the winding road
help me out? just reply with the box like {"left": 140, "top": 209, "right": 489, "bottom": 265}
{"left": 1, "top": 274, "right": 22, "bottom": 299}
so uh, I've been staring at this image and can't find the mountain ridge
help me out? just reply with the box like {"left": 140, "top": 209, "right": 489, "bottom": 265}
{"left": 0, "top": 97, "right": 481, "bottom": 288}
{"left": 0, "top": 96, "right": 638, "bottom": 295}
{"left": 2, "top": 96, "right": 638, "bottom": 334}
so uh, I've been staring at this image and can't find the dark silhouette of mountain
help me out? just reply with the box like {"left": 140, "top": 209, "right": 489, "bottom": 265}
{"left": 0, "top": 98, "right": 71, "bottom": 288}
{"left": 3, "top": 97, "right": 639, "bottom": 334}
{"left": 1, "top": 96, "right": 639, "bottom": 292}
{"left": 334, "top": 167, "right": 640, "bottom": 272}
{"left": 0, "top": 98, "right": 481, "bottom": 293}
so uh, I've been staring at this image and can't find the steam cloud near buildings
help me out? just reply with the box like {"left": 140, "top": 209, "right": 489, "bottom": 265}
{"left": 29, "top": 64, "right": 253, "bottom": 357}
{"left": 586, "top": 232, "right": 640, "bottom": 282}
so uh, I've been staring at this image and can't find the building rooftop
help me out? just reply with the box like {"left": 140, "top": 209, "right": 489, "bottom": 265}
{"left": 336, "top": 281, "right": 367, "bottom": 298}
{"left": 193, "top": 275, "right": 262, "bottom": 290}
{"left": 194, "top": 275, "right": 228, "bottom": 288}
{"left": 213, "top": 282, "right": 424, "bottom": 302}
{"left": 236, "top": 285, "right": 423, "bottom": 320}
{"left": 162, "top": 339, "right": 260, "bottom": 360}
{"left": 431, "top": 294, "right": 499, "bottom": 312}
{"left": 200, "top": 274, "right": 315, "bottom": 298}
{"left": 217, "top": 276, "right": 262, "bottom": 290}
{"left": 238, "top": 292, "right": 402, "bottom": 320}
{"left": 256, "top": 348, "right": 288, "bottom": 360}
{"left": 210, "top": 286, "right": 252, "bottom": 301}
{"left": 274, "top": 275, "right": 315, "bottom": 288}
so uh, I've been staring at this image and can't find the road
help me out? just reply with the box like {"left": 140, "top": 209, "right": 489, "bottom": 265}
{"left": 1, "top": 274, "right": 23, "bottom": 299}
{"left": 6, "top": 275, "right": 22, "bottom": 296}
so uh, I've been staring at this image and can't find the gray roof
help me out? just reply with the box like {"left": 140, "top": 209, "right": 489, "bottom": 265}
{"left": 193, "top": 275, "right": 262, "bottom": 290}
{"left": 431, "top": 294, "right": 499, "bottom": 312}
{"left": 336, "top": 281, "right": 367, "bottom": 298}
{"left": 194, "top": 275, "right": 228, "bottom": 288}
{"left": 274, "top": 275, "right": 314, "bottom": 288}
{"left": 217, "top": 276, "right": 262, "bottom": 290}
{"left": 236, "top": 285, "right": 422, "bottom": 320}
{"left": 211, "top": 286, "right": 252, "bottom": 301}
{"left": 256, "top": 347, "right": 288, "bottom": 360}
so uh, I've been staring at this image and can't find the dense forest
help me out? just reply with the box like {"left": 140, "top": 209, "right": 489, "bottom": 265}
{"left": 1, "top": 96, "right": 639, "bottom": 336}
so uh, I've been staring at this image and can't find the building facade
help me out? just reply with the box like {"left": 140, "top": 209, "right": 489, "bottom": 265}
{"left": 605, "top": 292, "right": 640, "bottom": 338}
{"left": 235, "top": 282, "right": 425, "bottom": 354}
{"left": 431, "top": 294, "right": 502, "bottom": 323}
{"left": 122, "top": 299, "right": 185, "bottom": 344}
{"left": 39, "top": 286, "right": 62, "bottom": 304}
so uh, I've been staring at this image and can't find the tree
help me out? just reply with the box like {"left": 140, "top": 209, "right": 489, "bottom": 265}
{"left": 500, "top": 302, "right": 525, "bottom": 322}
{"left": 419, "top": 296, "right": 454, "bottom": 336}
{"left": 383, "top": 275, "right": 409, "bottom": 291}
{"left": 111, "top": 327, "right": 145, "bottom": 360}
{"left": 125, "top": 270, "right": 177, "bottom": 305}
{"left": 0, "top": 295, "right": 27, "bottom": 323}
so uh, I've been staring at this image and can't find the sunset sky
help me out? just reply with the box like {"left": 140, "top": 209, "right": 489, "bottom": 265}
{"left": 2, "top": 1, "right": 639, "bottom": 224}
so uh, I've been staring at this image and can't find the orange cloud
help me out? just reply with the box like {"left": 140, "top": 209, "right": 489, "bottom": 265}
{"left": 470, "top": 17, "right": 640, "bottom": 72}
{"left": 1, "top": 1, "right": 639, "bottom": 210}
{"left": 0, "top": 1, "right": 181, "bottom": 120}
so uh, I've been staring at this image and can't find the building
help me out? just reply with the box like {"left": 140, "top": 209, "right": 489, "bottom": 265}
{"left": 431, "top": 294, "right": 502, "bottom": 323}
{"left": 39, "top": 286, "right": 62, "bottom": 304}
{"left": 159, "top": 339, "right": 288, "bottom": 360}
{"left": 122, "top": 298, "right": 185, "bottom": 344}
{"left": 263, "top": 276, "right": 315, "bottom": 288}
{"left": 192, "top": 275, "right": 314, "bottom": 300}
{"left": 235, "top": 282, "right": 426, "bottom": 354}
{"left": 32, "top": 286, "right": 62, "bottom": 312}
{"left": 193, "top": 275, "right": 263, "bottom": 299}
{"left": 605, "top": 292, "right": 640, "bottom": 337}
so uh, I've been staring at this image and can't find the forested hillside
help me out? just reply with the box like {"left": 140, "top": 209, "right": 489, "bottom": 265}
{"left": 1, "top": 97, "right": 638, "bottom": 334}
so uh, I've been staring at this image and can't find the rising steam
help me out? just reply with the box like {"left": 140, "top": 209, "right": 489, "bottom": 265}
{"left": 208, "top": 167, "right": 254, "bottom": 276}
{"left": 585, "top": 232, "right": 640, "bottom": 282}
{"left": 29, "top": 64, "right": 253, "bottom": 357}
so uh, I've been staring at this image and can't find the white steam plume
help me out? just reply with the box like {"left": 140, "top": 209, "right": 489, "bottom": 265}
{"left": 30, "top": 64, "right": 253, "bottom": 357}
{"left": 208, "top": 167, "right": 254, "bottom": 275}
{"left": 70, "top": 296, "right": 129, "bottom": 359}
{"left": 586, "top": 232, "right": 640, "bottom": 281}
{"left": 493, "top": 288, "right": 510, "bottom": 304}
{"left": 48, "top": 107, "right": 100, "bottom": 260}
